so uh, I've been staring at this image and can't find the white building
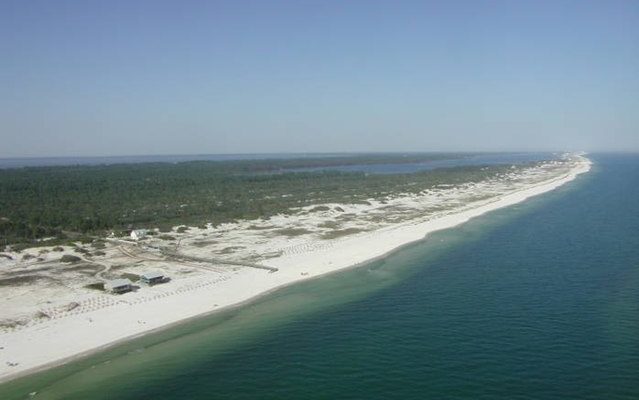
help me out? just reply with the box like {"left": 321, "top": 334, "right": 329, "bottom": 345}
{"left": 130, "top": 229, "right": 148, "bottom": 241}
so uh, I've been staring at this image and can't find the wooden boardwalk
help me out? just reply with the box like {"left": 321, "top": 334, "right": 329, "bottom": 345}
{"left": 161, "top": 249, "right": 279, "bottom": 273}
{"left": 110, "top": 239, "right": 279, "bottom": 273}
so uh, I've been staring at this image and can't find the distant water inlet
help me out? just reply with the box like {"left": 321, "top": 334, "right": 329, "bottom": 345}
{"left": 0, "top": 151, "right": 555, "bottom": 171}
{"left": 285, "top": 152, "right": 558, "bottom": 174}
{"left": 1, "top": 154, "right": 638, "bottom": 400}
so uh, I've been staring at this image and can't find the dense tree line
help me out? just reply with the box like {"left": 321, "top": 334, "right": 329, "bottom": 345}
{"left": 0, "top": 156, "right": 521, "bottom": 248}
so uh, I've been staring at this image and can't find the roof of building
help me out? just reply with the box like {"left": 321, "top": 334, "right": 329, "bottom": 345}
{"left": 131, "top": 229, "right": 148, "bottom": 235}
{"left": 105, "top": 278, "right": 132, "bottom": 288}
{"left": 141, "top": 271, "right": 164, "bottom": 280}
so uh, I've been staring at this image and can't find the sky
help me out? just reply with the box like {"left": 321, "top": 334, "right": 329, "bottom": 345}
{"left": 1, "top": 0, "right": 638, "bottom": 157}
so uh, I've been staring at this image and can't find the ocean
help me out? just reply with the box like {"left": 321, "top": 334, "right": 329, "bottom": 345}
{"left": 1, "top": 153, "right": 637, "bottom": 399}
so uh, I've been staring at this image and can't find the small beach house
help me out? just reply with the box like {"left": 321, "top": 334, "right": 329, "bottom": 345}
{"left": 140, "top": 271, "right": 166, "bottom": 285}
{"left": 105, "top": 278, "right": 132, "bottom": 294}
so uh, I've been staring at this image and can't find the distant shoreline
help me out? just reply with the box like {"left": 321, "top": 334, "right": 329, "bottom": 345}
{"left": 0, "top": 151, "right": 551, "bottom": 169}
{"left": 0, "top": 155, "right": 591, "bottom": 385}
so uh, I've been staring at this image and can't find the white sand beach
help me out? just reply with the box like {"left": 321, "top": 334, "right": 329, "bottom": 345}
{"left": 0, "top": 155, "right": 591, "bottom": 383}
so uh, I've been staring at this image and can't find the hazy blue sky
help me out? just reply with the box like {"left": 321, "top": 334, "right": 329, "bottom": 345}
{"left": 1, "top": 0, "right": 638, "bottom": 157}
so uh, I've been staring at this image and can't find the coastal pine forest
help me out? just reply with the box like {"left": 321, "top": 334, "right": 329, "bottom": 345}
{"left": 0, "top": 154, "right": 532, "bottom": 249}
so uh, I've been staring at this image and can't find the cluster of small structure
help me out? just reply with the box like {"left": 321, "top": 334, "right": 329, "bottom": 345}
{"left": 101, "top": 229, "right": 165, "bottom": 294}
{"left": 104, "top": 271, "right": 167, "bottom": 294}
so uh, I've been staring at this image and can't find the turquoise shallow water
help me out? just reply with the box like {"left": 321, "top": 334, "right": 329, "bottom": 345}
{"left": 1, "top": 154, "right": 638, "bottom": 399}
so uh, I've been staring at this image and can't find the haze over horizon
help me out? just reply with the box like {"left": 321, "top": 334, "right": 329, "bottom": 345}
{"left": 2, "top": 0, "right": 638, "bottom": 158}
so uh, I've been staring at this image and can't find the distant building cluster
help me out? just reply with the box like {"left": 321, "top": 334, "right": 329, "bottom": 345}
{"left": 104, "top": 271, "right": 167, "bottom": 294}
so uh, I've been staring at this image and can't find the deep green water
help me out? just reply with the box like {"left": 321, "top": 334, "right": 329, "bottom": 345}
{"left": 1, "top": 154, "right": 638, "bottom": 399}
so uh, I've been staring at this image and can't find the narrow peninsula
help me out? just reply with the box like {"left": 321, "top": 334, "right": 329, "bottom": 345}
{"left": 0, "top": 153, "right": 591, "bottom": 382}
